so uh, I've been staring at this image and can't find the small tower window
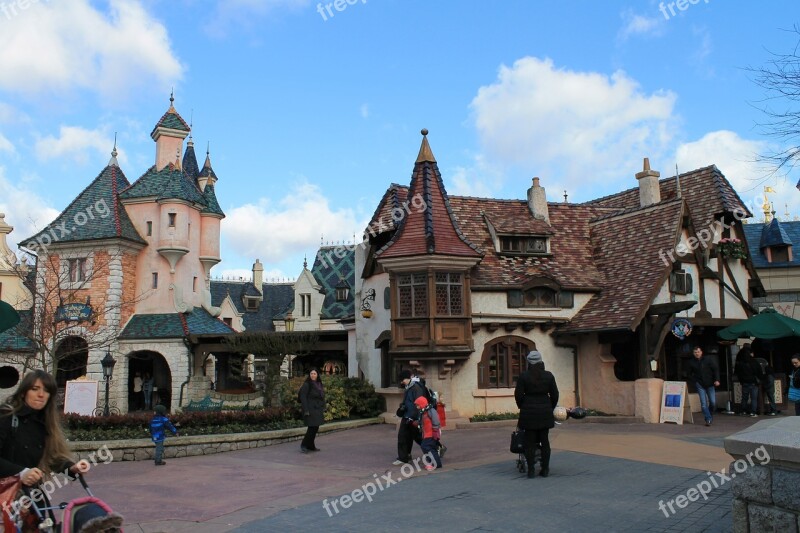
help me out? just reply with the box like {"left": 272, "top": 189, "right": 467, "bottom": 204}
{"left": 152, "top": 273, "right": 158, "bottom": 289}
{"left": 168, "top": 213, "right": 176, "bottom": 227}
{"left": 193, "top": 277, "right": 197, "bottom": 292}
{"left": 146, "top": 221, "right": 152, "bottom": 236}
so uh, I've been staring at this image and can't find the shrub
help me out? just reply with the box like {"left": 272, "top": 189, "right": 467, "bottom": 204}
{"left": 280, "top": 375, "right": 385, "bottom": 422}
{"left": 62, "top": 407, "right": 302, "bottom": 441}
{"left": 469, "top": 412, "right": 519, "bottom": 422}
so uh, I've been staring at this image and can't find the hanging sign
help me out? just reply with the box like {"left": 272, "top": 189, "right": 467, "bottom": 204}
{"left": 671, "top": 318, "right": 692, "bottom": 340}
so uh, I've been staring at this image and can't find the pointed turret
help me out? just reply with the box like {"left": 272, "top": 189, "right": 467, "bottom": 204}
{"left": 183, "top": 134, "right": 200, "bottom": 185}
{"left": 377, "top": 129, "right": 482, "bottom": 260}
{"left": 197, "top": 145, "right": 218, "bottom": 191}
{"left": 151, "top": 92, "right": 190, "bottom": 171}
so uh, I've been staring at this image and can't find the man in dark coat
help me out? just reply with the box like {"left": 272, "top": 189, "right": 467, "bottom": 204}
{"left": 393, "top": 370, "right": 424, "bottom": 465}
{"left": 687, "top": 346, "right": 720, "bottom": 426}
{"left": 735, "top": 345, "right": 763, "bottom": 417}
{"left": 515, "top": 350, "right": 559, "bottom": 478}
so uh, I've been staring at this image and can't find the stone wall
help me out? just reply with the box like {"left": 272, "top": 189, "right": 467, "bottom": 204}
{"left": 70, "top": 418, "right": 380, "bottom": 462}
{"left": 724, "top": 417, "right": 800, "bottom": 532}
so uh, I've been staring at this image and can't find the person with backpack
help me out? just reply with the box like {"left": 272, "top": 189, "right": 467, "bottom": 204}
{"left": 413, "top": 396, "right": 442, "bottom": 470}
{"left": 393, "top": 370, "right": 424, "bottom": 465}
{"left": 514, "top": 350, "right": 559, "bottom": 479}
{"left": 298, "top": 368, "right": 325, "bottom": 453}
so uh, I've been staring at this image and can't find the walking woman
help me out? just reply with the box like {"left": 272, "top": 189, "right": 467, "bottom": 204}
{"left": 299, "top": 368, "right": 325, "bottom": 453}
{"left": 515, "top": 350, "right": 559, "bottom": 478}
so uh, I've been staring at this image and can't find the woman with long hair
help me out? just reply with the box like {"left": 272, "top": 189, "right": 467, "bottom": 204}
{"left": 298, "top": 368, "right": 325, "bottom": 453}
{"left": 0, "top": 370, "right": 89, "bottom": 486}
{"left": 515, "top": 350, "right": 559, "bottom": 478}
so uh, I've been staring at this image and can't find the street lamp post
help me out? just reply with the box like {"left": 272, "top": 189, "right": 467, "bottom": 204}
{"left": 101, "top": 350, "right": 116, "bottom": 416}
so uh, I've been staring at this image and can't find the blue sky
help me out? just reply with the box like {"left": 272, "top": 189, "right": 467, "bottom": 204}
{"left": 0, "top": 0, "right": 798, "bottom": 281}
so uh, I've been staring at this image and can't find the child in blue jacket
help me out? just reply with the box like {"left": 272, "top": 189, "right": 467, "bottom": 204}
{"left": 150, "top": 404, "right": 178, "bottom": 465}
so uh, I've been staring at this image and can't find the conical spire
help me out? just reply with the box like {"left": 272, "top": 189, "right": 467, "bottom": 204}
{"left": 416, "top": 128, "right": 436, "bottom": 163}
{"left": 108, "top": 134, "right": 119, "bottom": 167}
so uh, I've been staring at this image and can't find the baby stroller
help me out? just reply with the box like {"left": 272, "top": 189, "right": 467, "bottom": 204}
{"left": 12, "top": 474, "right": 123, "bottom": 532}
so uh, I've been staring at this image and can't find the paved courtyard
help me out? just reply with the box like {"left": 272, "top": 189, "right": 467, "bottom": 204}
{"left": 54, "top": 413, "right": 762, "bottom": 532}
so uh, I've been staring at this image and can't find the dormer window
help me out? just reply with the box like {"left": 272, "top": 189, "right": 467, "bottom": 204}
{"left": 769, "top": 245, "right": 791, "bottom": 263}
{"left": 499, "top": 235, "right": 548, "bottom": 255}
{"left": 335, "top": 281, "right": 350, "bottom": 302}
{"left": 507, "top": 288, "right": 573, "bottom": 309}
{"left": 245, "top": 298, "right": 259, "bottom": 311}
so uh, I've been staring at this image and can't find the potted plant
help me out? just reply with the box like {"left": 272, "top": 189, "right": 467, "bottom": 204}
{"left": 716, "top": 238, "right": 747, "bottom": 260}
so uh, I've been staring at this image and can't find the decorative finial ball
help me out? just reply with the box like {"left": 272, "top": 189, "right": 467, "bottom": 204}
{"left": 421, "top": 128, "right": 428, "bottom": 136}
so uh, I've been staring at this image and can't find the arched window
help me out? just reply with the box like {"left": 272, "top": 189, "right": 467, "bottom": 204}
{"left": 55, "top": 336, "right": 88, "bottom": 388}
{"left": 478, "top": 336, "right": 535, "bottom": 388}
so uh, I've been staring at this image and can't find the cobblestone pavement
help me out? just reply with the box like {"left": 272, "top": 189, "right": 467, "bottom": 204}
{"left": 63, "top": 412, "right": 759, "bottom": 532}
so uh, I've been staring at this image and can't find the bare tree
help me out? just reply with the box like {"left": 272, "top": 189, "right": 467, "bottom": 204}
{"left": 748, "top": 25, "right": 800, "bottom": 177}
{"left": 3, "top": 248, "right": 148, "bottom": 378}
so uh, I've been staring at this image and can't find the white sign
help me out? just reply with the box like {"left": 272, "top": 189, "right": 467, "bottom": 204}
{"left": 64, "top": 380, "right": 99, "bottom": 416}
{"left": 660, "top": 381, "right": 691, "bottom": 425}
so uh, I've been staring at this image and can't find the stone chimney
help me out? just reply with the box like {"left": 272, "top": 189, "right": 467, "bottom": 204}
{"left": 527, "top": 177, "right": 550, "bottom": 224}
{"left": 252, "top": 259, "right": 264, "bottom": 293}
{"left": 635, "top": 158, "right": 661, "bottom": 207}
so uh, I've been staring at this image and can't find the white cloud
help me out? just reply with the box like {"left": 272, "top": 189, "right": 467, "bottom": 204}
{"left": 223, "top": 180, "right": 362, "bottom": 262}
{"left": 204, "top": 0, "right": 311, "bottom": 38}
{"left": 618, "top": 10, "right": 663, "bottom": 41}
{"left": 470, "top": 57, "right": 678, "bottom": 197}
{"left": 35, "top": 126, "right": 119, "bottom": 165}
{"left": 671, "top": 130, "right": 794, "bottom": 218}
{"left": 0, "top": 0, "right": 183, "bottom": 98}
{"left": 0, "top": 171, "right": 61, "bottom": 249}
{"left": 0, "top": 133, "right": 14, "bottom": 154}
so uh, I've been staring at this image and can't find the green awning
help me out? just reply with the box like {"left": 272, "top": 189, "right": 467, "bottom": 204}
{"left": 717, "top": 307, "right": 800, "bottom": 340}
{"left": 0, "top": 301, "right": 20, "bottom": 334}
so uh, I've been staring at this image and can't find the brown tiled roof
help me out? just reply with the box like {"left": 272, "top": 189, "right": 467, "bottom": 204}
{"left": 377, "top": 139, "right": 482, "bottom": 259}
{"left": 586, "top": 165, "right": 752, "bottom": 229}
{"left": 558, "top": 200, "right": 684, "bottom": 333}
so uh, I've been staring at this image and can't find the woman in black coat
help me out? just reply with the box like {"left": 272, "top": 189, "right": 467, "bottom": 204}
{"left": 299, "top": 368, "right": 325, "bottom": 453}
{"left": 515, "top": 350, "right": 559, "bottom": 478}
{"left": 0, "top": 370, "right": 89, "bottom": 485}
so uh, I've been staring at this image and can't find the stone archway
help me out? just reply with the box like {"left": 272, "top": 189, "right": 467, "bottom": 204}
{"left": 128, "top": 351, "right": 172, "bottom": 412}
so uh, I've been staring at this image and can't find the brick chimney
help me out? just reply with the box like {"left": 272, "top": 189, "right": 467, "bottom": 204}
{"left": 527, "top": 177, "right": 550, "bottom": 224}
{"left": 635, "top": 158, "right": 661, "bottom": 207}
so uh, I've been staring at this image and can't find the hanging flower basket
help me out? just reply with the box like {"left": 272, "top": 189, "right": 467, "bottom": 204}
{"left": 716, "top": 238, "right": 747, "bottom": 260}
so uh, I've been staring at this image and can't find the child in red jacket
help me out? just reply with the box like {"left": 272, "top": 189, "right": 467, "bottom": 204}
{"left": 414, "top": 396, "right": 442, "bottom": 470}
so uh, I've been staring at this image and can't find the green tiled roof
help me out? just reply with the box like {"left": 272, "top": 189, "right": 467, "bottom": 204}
{"left": 312, "top": 245, "right": 355, "bottom": 319}
{"left": 120, "top": 165, "right": 206, "bottom": 205}
{"left": 0, "top": 310, "right": 34, "bottom": 352}
{"left": 22, "top": 163, "right": 146, "bottom": 248}
{"left": 183, "top": 142, "right": 200, "bottom": 183}
{"left": 150, "top": 106, "right": 190, "bottom": 138}
{"left": 201, "top": 183, "right": 225, "bottom": 217}
{"left": 119, "top": 308, "right": 234, "bottom": 340}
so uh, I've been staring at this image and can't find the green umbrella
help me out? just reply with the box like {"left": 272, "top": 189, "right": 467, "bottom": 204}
{"left": 717, "top": 307, "right": 800, "bottom": 340}
{"left": 0, "top": 300, "right": 20, "bottom": 334}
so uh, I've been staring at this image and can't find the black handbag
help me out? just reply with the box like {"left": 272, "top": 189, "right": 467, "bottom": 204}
{"left": 510, "top": 428, "right": 525, "bottom": 454}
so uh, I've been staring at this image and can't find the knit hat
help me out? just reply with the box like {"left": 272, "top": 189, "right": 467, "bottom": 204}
{"left": 414, "top": 396, "right": 428, "bottom": 409}
{"left": 154, "top": 404, "right": 167, "bottom": 415}
{"left": 398, "top": 370, "right": 412, "bottom": 381}
{"left": 526, "top": 350, "right": 543, "bottom": 365}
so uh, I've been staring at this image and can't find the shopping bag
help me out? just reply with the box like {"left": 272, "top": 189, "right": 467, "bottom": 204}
{"left": 510, "top": 429, "right": 525, "bottom": 454}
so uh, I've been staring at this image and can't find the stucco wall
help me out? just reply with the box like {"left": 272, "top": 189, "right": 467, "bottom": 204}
{"left": 577, "top": 336, "right": 635, "bottom": 415}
